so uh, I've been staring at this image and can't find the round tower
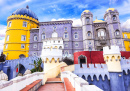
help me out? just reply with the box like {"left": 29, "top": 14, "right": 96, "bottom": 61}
{"left": 104, "top": 8, "right": 125, "bottom": 51}
{"left": 3, "top": 5, "right": 39, "bottom": 60}
{"left": 81, "top": 10, "right": 95, "bottom": 51}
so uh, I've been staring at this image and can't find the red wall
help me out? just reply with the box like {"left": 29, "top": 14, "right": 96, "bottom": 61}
{"left": 74, "top": 51, "right": 105, "bottom": 64}
{"left": 121, "top": 51, "right": 130, "bottom": 59}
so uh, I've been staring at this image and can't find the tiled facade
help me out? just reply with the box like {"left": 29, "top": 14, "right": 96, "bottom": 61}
{"left": 29, "top": 8, "right": 125, "bottom": 57}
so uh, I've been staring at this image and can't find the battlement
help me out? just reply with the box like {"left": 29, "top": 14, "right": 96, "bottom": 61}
{"left": 103, "top": 46, "right": 121, "bottom": 55}
{"left": 7, "top": 15, "right": 39, "bottom": 24}
{"left": 74, "top": 64, "right": 110, "bottom": 81}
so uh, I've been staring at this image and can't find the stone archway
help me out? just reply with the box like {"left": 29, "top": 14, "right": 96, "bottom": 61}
{"left": 78, "top": 55, "right": 87, "bottom": 68}
{"left": 19, "top": 54, "right": 25, "bottom": 58}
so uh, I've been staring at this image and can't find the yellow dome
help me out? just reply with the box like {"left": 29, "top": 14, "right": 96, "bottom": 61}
{"left": 93, "top": 19, "right": 105, "bottom": 23}
{"left": 107, "top": 8, "right": 115, "bottom": 12}
{"left": 83, "top": 10, "right": 90, "bottom": 13}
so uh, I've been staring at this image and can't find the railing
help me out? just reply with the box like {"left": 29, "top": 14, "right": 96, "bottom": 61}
{"left": 61, "top": 71, "right": 103, "bottom": 91}
{"left": 0, "top": 72, "right": 46, "bottom": 91}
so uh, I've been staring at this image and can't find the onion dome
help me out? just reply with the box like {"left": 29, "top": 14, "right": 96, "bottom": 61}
{"left": 12, "top": 5, "right": 38, "bottom": 20}
{"left": 0, "top": 71, "right": 8, "bottom": 81}
{"left": 24, "top": 69, "right": 31, "bottom": 75}
{"left": 83, "top": 10, "right": 90, "bottom": 13}
{"left": 81, "top": 10, "right": 92, "bottom": 16}
{"left": 106, "top": 8, "right": 115, "bottom": 12}
{"left": 93, "top": 19, "right": 105, "bottom": 23}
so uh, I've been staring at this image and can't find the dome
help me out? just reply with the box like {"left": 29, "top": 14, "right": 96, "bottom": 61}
{"left": 83, "top": 10, "right": 90, "bottom": 13}
{"left": 0, "top": 71, "right": 8, "bottom": 81}
{"left": 106, "top": 8, "right": 115, "bottom": 12}
{"left": 12, "top": 5, "right": 38, "bottom": 20}
{"left": 24, "top": 69, "right": 31, "bottom": 75}
{"left": 93, "top": 19, "right": 105, "bottom": 23}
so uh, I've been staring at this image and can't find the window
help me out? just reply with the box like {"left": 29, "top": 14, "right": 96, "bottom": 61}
{"left": 33, "top": 44, "right": 37, "bottom": 48}
{"left": 115, "top": 30, "right": 120, "bottom": 36}
{"left": 75, "top": 43, "right": 79, "bottom": 47}
{"left": 74, "top": 32, "right": 78, "bottom": 39}
{"left": 88, "top": 41, "right": 91, "bottom": 45}
{"left": 87, "top": 31, "right": 91, "bottom": 37}
{"left": 43, "top": 28, "right": 45, "bottom": 31}
{"left": 21, "top": 44, "right": 25, "bottom": 49}
{"left": 64, "top": 51, "right": 69, "bottom": 56}
{"left": 23, "top": 21, "right": 27, "bottom": 27}
{"left": 98, "top": 29, "right": 105, "bottom": 37}
{"left": 33, "top": 52, "right": 37, "bottom": 56}
{"left": 64, "top": 32, "right": 68, "bottom": 38}
{"left": 88, "top": 47, "right": 92, "bottom": 51}
{"left": 5, "top": 44, "right": 8, "bottom": 49}
{"left": 58, "top": 41, "right": 60, "bottom": 43}
{"left": 42, "top": 33, "right": 46, "bottom": 39}
{"left": 113, "top": 15, "right": 116, "bottom": 21}
{"left": 86, "top": 17, "right": 90, "bottom": 23}
{"left": 64, "top": 43, "right": 68, "bottom": 47}
{"left": 8, "top": 22, "right": 11, "bottom": 27}
{"left": 124, "top": 34, "right": 127, "bottom": 38}
{"left": 65, "top": 27, "right": 67, "bottom": 31}
{"left": 21, "top": 35, "right": 26, "bottom": 41}
{"left": 34, "top": 35, "right": 38, "bottom": 41}
{"left": 117, "top": 40, "right": 120, "bottom": 44}
{"left": 6, "top": 35, "right": 9, "bottom": 41}
{"left": 53, "top": 26, "right": 56, "bottom": 30}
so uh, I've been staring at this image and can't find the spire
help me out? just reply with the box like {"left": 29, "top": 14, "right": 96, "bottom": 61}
{"left": 26, "top": 5, "right": 29, "bottom": 9}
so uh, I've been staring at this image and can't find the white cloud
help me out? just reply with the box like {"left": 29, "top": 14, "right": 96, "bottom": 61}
{"left": 51, "top": 18, "right": 82, "bottom": 26}
{"left": 0, "top": 39, "right": 5, "bottom": 53}
{"left": 122, "top": 19, "right": 130, "bottom": 30}
{"left": 0, "top": 25, "right": 6, "bottom": 37}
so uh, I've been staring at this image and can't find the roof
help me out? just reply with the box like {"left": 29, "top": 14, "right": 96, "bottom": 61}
{"left": 106, "top": 8, "right": 115, "bottom": 12}
{"left": 12, "top": 5, "right": 38, "bottom": 20}
{"left": 83, "top": 10, "right": 90, "bottom": 13}
{"left": 93, "top": 19, "right": 105, "bottom": 23}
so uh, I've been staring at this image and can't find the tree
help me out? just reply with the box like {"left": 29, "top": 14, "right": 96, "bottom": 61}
{"left": 29, "top": 58, "right": 43, "bottom": 73}
{"left": 0, "top": 52, "right": 6, "bottom": 62}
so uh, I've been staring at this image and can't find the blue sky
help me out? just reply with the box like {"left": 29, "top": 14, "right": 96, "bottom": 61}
{"left": 0, "top": 0, "right": 130, "bottom": 52}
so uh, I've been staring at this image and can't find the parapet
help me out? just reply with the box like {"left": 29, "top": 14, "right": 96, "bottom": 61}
{"left": 7, "top": 15, "right": 39, "bottom": 24}
{"left": 103, "top": 46, "right": 121, "bottom": 55}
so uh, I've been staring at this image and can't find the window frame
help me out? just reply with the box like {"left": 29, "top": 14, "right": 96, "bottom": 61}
{"left": 74, "top": 32, "right": 78, "bottom": 39}
{"left": 5, "top": 44, "right": 8, "bottom": 49}
{"left": 33, "top": 44, "right": 37, "bottom": 48}
{"left": 21, "top": 35, "right": 26, "bottom": 41}
{"left": 75, "top": 42, "right": 79, "bottom": 47}
{"left": 42, "top": 33, "right": 46, "bottom": 40}
{"left": 34, "top": 35, "right": 38, "bottom": 41}
{"left": 21, "top": 44, "right": 25, "bottom": 49}
{"left": 6, "top": 35, "right": 10, "bottom": 41}
{"left": 64, "top": 32, "right": 68, "bottom": 39}
{"left": 64, "top": 43, "right": 68, "bottom": 47}
{"left": 124, "top": 34, "right": 127, "bottom": 38}
{"left": 8, "top": 21, "right": 12, "bottom": 27}
{"left": 23, "top": 21, "right": 27, "bottom": 27}
{"left": 113, "top": 15, "right": 117, "bottom": 21}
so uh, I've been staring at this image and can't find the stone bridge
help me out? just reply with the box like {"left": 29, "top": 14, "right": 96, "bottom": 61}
{"left": 0, "top": 56, "right": 43, "bottom": 80}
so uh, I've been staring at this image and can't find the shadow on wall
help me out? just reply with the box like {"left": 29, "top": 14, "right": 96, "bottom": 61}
{"left": 62, "top": 57, "right": 74, "bottom": 65}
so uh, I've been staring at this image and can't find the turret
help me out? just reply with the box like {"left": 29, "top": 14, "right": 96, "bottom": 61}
{"left": 104, "top": 8, "right": 125, "bottom": 51}
{"left": 103, "top": 45, "right": 122, "bottom": 72}
{"left": 81, "top": 10, "right": 94, "bottom": 51}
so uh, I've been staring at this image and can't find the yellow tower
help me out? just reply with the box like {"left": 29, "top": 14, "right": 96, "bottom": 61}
{"left": 122, "top": 32, "right": 130, "bottom": 51}
{"left": 3, "top": 5, "right": 39, "bottom": 60}
{"left": 103, "top": 46, "right": 122, "bottom": 72}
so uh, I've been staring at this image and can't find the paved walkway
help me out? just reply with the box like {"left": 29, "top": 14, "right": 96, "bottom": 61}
{"left": 38, "top": 78, "right": 65, "bottom": 91}
{"left": 38, "top": 83, "right": 65, "bottom": 91}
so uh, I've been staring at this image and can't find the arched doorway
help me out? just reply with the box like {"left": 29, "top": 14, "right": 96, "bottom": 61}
{"left": 13, "top": 64, "right": 26, "bottom": 78}
{"left": 19, "top": 54, "right": 25, "bottom": 58}
{"left": 78, "top": 55, "right": 87, "bottom": 68}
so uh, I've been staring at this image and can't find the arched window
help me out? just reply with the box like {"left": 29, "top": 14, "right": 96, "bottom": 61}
{"left": 115, "top": 30, "right": 120, "bottom": 36}
{"left": 98, "top": 29, "right": 105, "bottom": 37}
{"left": 86, "top": 17, "right": 90, "bottom": 23}
{"left": 113, "top": 15, "right": 116, "bottom": 21}
{"left": 34, "top": 35, "right": 38, "bottom": 41}
{"left": 87, "top": 31, "right": 91, "bottom": 37}
{"left": 64, "top": 32, "right": 68, "bottom": 38}
{"left": 52, "top": 32, "right": 58, "bottom": 37}
{"left": 43, "top": 28, "right": 45, "bottom": 31}
{"left": 64, "top": 51, "right": 69, "bottom": 56}
{"left": 124, "top": 34, "right": 127, "bottom": 38}
{"left": 74, "top": 32, "right": 78, "bottom": 39}
{"left": 42, "top": 33, "right": 46, "bottom": 39}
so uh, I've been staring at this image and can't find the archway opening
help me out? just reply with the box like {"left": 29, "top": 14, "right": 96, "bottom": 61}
{"left": 19, "top": 65, "right": 26, "bottom": 75}
{"left": 7, "top": 69, "right": 10, "bottom": 80}
{"left": 19, "top": 54, "right": 25, "bottom": 59}
{"left": 78, "top": 55, "right": 86, "bottom": 68}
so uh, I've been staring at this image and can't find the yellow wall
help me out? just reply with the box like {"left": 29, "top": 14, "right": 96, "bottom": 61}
{"left": 3, "top": 15, "right": 39, "bottom": 60}
{"left": 122, "top": 32, "right": 130, "bottom": 51}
